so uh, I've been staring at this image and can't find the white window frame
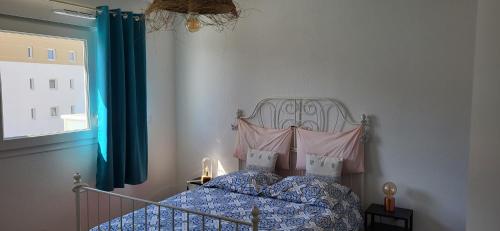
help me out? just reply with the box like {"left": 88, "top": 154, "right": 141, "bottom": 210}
{"left": 47, "top": 48, "right": 56, "bottom": 61}
{"left": 0, "top": 24, "right": 96, "bottom": 158}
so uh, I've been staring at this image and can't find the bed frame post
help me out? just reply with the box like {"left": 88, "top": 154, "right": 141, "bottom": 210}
{"left": 251, "top": 206, "right": 259, "bottom": 231}
{"left": 72, "top": 172, "right": 87, "bottom": 231}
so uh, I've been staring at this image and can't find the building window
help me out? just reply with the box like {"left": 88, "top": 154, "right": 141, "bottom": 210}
{"left": 68, "top": 51, "right": 76, "bottom": 63}
{"left": 49, "top": 79, "right": 57, "bottom": 89}
{"left": 27, "top": 46, "right": 33, "bottom": 58}
{"left": 47, "top": 49, "right": 56, "bottom": 61}
{"left": 50, "top": 107, "right": 59, "bottom": 117}
{"left": 0, "top": 30, "right": 89, "bottom": 140}
{"left": 29, "top": 78, "right": 35, "bottom": 90}
{"left": 30, "top": 108, "right": 36, "bottom": 120}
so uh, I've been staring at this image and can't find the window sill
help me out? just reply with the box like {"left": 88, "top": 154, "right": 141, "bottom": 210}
{"left": 0, "top": 130, "right": 97, "bottom": 159}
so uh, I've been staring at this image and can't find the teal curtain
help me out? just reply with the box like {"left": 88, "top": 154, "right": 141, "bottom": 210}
{"left": 96, "top": 6, "right": 148, "bottom": 191}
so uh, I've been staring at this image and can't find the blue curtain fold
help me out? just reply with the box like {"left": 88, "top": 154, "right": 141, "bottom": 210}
{"left": 96, "top": 6, "right": 148, "bottom": 191}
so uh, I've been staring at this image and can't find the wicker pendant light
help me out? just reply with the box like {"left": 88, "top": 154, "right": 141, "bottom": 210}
{"left": 145, "top": 0, "right": 240, "bottom": 32}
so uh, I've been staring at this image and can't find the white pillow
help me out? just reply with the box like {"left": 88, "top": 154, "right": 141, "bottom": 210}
{"left": 246, "top": 149, "right": 279, "bottom": 172}
{"left": 306, "top": 154, "right": 343, "bottom": 178}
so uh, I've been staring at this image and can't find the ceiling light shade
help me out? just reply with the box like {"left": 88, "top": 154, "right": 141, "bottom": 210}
{"left": 145, "top": 0, "right": 240, "bottom": 32}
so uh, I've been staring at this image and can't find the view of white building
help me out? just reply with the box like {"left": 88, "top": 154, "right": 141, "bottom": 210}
{"left": 0, "top": 31, "right": 88, "bottom": 139}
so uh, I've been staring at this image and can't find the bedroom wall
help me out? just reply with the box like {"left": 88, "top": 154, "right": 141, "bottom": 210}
{"left": 0, "top": 1, "right": 177, "bottom": 230}
{"left": 174, "top": 1, "right": 477, "bottom": 231}
{"left": 467, "top": 0, "right": 500, "bottom": 230}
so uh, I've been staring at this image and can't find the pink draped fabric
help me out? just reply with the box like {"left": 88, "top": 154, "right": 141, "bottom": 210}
{"left": 296, "top": 126, "right": 365, "bottom": 174}
{"left": 234, "top": 119, "right": 293, "bottom": 169}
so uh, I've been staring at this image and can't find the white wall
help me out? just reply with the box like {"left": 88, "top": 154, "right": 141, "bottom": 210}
{"left": 174, "top": 1, "right": 477, "bottom": 231}
{"left": 467, "top": 0, "right": 500, "bottom": 230}
{"left": 0, "top": 3, "right": 177, "bottom": 231}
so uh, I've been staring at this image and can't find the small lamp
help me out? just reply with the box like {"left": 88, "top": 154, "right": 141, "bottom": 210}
{"left": 201, "top": 157, "right": 213, "bottom": 183}
{"left": 383, "top": 182, "right": 397, "bottom": 212}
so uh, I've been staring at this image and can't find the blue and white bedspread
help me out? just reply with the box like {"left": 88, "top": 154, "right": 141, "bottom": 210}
{"left": 92, "top": 187, "right": 362, "bottom": 231}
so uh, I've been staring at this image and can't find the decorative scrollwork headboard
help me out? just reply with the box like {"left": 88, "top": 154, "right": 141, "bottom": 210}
{"left": 232, "top": 98, "right": 367, "bottom": 136}
{"left": 232, "top": 98, "right": 369, "bottom": 203}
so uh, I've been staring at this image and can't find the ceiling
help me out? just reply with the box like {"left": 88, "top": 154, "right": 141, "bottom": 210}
{"left": 0, "top": 0, "right": 152, "bottom": 27}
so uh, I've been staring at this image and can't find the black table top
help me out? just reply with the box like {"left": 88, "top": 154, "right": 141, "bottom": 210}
{"left": 186, "top": 176, "right": 203, "bottom": 185}
{"left": 365, "top": 204, "right": 413, "bottom": 220}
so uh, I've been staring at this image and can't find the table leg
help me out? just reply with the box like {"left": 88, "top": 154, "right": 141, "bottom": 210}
{"left": 410, "top": 215, "right": 413, "bottom": 231}
{"left": 364, "top": 213, "right": 368, "bottom": 230}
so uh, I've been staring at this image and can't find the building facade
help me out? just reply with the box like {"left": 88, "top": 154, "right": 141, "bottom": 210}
{"left": 0, "top": 31, "right": 88, "bottom": 139}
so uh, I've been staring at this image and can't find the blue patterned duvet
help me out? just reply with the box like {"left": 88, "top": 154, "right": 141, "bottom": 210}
{"left": 92, "top": 186, "right": 362, "bottom": 231}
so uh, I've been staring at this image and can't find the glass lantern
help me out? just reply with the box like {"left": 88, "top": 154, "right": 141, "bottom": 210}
{"left": 201, "top": 157, "right": 213, "bottom": 183}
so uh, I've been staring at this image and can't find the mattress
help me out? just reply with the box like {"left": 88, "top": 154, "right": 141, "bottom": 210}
{"left": 91, "top": 187, "right": 362, "bottom": 231}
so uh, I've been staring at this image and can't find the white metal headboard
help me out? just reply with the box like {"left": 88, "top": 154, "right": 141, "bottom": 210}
{"left": 233, "top": 98, "right": 368, "bottom": 203}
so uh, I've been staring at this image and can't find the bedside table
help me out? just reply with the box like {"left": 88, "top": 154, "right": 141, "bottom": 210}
{"left": 365, "top": 204, "right": 413, "bottom": 231}
{"left": 186, "top": 177, "right": 204, "bottom": 190}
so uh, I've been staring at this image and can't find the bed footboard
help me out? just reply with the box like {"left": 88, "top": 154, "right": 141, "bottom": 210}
{"left": 72, "top": 173, "right": 259, "bottom": 231}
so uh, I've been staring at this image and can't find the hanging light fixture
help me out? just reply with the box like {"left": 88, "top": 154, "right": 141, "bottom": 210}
{"left": 185, "top": 13, "right": 202, "bottom": 32}
{"left": 145, "top": 0, "right": 240, "bottom": 33}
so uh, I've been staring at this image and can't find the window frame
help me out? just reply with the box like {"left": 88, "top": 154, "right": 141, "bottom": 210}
{"left": 0, "top": 17, "right": 97, "bottom": 158}
{"left": 30, "top": 108, "right": 36, "bottom": 120}
{"left": 68, "top": 50, "right": 76, "bottom": 63}
{"left": 27, "top": 46, "right": 33, "bottom": 59}
{"left": 48, "top": 79, "right": 58, "bottom": 90}
{"left": 49, "top": 106, "right": 59, "bottom": 117}
{"left": 47, "top": 48, "right": 56, "bottom": 61}
{"left": 29, "top": 78, "right": 35, "bottom": 90}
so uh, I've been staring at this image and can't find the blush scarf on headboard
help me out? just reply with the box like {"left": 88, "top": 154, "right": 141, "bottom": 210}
{"left": 234, "top": 119, "right": 293, "bottom": 169}
{"left": 296, "top": 126, "right": 365, "bottom": 174}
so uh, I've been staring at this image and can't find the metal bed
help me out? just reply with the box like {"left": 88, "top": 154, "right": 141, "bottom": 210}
{"left": 72, "top": 173, "right": 259, "bottom": 231}
{"left": 72, "top": 97, "right": 368, "bottom": 231}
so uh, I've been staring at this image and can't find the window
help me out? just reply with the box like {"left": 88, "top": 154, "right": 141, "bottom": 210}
{"left": 49, "top": 79, "right": 57, "bottom": 89}
{"left": 30, "top": 108, "right": 36, "bottom": 120}
{"left": 49, "top": 107, "right": 59, "bottom": 117}
{"left": 47, "top": 48, "right": 56, "bottom": 61}
{"left": 0, "top": 30, "right": 89, "bottom": 140}
{"left": 27, "top": 46, "right": 33, "bottom": 58}
{"left": 29, "top": 78, "right": 35, "bottom": 90}
{"left": 68, "top": 51, "right": 76, "bottom": 62}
